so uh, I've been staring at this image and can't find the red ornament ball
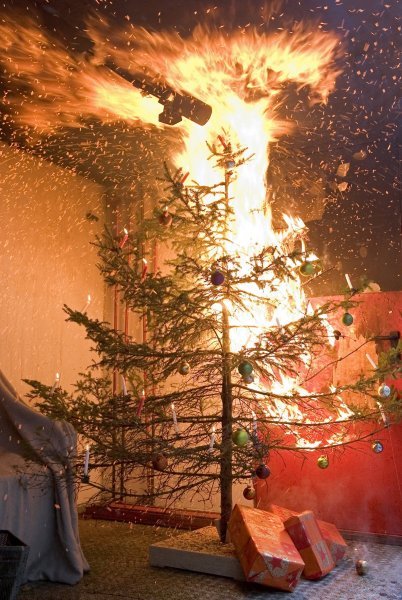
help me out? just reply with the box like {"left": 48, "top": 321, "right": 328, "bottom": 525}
{"left": 152, "top": 453, "right": 168, "bottom": 472}
{"left": 243, "top": 485, "right": 256, "bottom": 500}
{"left": 159, "top": 210, "right": 173, "bottom": 227}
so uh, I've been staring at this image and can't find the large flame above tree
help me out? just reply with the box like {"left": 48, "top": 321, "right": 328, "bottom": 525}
{"left": 0, "top": 14, "right": 354, "bottom": 446}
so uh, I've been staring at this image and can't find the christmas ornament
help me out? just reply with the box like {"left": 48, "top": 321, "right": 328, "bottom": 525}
{"left": 158, "top": 209, "right": 172, "bottom": 227}
{"left": 317, "top": 455, "right": 329, "bottom": 469}
{"left": 238, "top": 360, "right": 253, "bottom": 377}
{"left": 355, "top": 560, "right": 368, "bottom": 576}
{"left": 225, "top": 159, "right": 236, "bottom": 170}
{"left": 152, "top": 453, "right": 168, "bottom": 472}
{"left": 299, "top": 261, "right": 315, "bottom": 277}
{"left": 171, "top": 403, "right": 180, "bottom": 435}
{"left": 178, "top": 361, "right": 190, "bottom": 376}
{"left": 232, "top": 428, "right": 249, "bottom": 447}
{"left": 211, "top": 270, "right": 225, "bottom": 285}
{"left": 255, "top": 463, "right": 271, "bottom": 479}
{"left": 243, "top": 485, "right": 256, "bottom": 500}
{"left": 333, "top": 330, "right": 342, "bottom": 341}
{"left": 378, "top": 383, "right": 391, "bottom": 398}
{"left": 243, "top": 374, "right": 254, "bottom": 384}
{"left": 372, "top": 440, "right": 384, "bottom": 454}
{"left": 342, "top": 312, "right": 354, "bottom": 326}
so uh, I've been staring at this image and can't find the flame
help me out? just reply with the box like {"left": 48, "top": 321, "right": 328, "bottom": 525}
{"left": 0, "top": 13, "right": 355, "bottom": 448}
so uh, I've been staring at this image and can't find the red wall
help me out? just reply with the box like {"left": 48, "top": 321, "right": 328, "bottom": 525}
{"left": 256, "top": 291, "right": 402, "bottom": 537}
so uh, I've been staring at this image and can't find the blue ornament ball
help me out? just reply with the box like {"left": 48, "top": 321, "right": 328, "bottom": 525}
{"left": 378, "top": 383, "right": 391, "bottom": 399}
{"left": 255, "top": 463, "right": 270, "bottom": 479}
{"left": 211, "top": 270, "right": 225, "bottom": 285}
{"left": 372, "top": 440, "right": 384, "bottom": 454}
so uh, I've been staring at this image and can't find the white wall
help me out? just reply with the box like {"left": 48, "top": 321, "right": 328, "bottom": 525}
{"left": 0, "top": 142, "right": 105, "bottom": 397}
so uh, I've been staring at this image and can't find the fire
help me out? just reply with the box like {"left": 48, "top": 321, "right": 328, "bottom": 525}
{"left": 0, "top": 12, "right": 350, "bottom": 447}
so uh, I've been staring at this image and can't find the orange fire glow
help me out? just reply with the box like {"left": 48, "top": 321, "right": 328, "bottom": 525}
{"left": 0, "top": 13, "right": 352, "bottom": 447}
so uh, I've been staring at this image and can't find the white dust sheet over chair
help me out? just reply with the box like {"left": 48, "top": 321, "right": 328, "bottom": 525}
{"left": 0, "top": 369, "right": 89, "bottom": 584}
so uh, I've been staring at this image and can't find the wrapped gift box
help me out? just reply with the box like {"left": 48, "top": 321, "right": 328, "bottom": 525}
{"left": 317, "top": 520, "right": 347, "bottom": 565}
{"left": 284, "top": 511, "right": 335, "bottom": 579}
{"left": 268, "top": 504, "right": 347, "bottom": 565}
{"left": 228, "top": 504, "right": 305, "bottom": 592}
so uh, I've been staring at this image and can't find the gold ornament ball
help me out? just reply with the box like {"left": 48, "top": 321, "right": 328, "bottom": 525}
{"left": 178, "top": 361, "right": 190, "bottom": 376}
{"left": 317, "top": 455, "right": 329, "bottom": 469}
{"left": 243, "top": 485, "right": 256, "bottom": 500}
{"left": 355, "top": 559, "right": 368, "bottom": 576}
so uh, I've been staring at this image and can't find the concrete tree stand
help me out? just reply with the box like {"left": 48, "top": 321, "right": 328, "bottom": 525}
{"left": 149, "top": 526, "right": 245, "bottom": 580}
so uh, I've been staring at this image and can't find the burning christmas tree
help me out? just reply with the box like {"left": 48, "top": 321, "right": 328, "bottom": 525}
{"left": 26, "top": 139, "right": 399, "bottom": 542}
{"left": 15, "top": 15, "right": 399, "bottom": 543}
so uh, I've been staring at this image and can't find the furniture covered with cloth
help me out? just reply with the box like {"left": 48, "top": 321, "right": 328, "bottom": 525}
{"left": 0, "top": 369, "right": 89, "bottom": 584}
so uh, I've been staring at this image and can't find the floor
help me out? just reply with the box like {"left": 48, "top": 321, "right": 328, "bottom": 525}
{"left": 19, "top": 520, "right": 402, "bottom": 600}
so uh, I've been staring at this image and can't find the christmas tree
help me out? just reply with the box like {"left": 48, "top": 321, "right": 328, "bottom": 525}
{"left": 26, "top": 140, "right": 400, "bottom": 542}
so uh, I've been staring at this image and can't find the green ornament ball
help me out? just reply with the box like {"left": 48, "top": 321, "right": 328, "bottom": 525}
{"left": 232, "top": 428, "right": 250, "bottom": 447}
{"left": 299, "top": 262, "right": 315, "bottom": 277}
{"left": 238, "top": 360, "right": 253, "bottom": 377}
{"left": 178, "top": 361, "right": 190, "bottom": 376}
{"left": 342, "top": 312, "right": 354, "bottom": 326}
{"left": 317, "top": 455, "right": 329, "bottom": 469}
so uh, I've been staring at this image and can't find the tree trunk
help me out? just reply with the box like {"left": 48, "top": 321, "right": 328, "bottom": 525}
{"left": 219, "top": 302, "right": 233, "bottom": 543}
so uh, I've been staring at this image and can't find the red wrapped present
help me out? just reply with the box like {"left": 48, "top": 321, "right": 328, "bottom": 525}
{"left": 268, "top": 504, "right": 347, "bottom": 565}
{"left": 228, "top": 504, "right": 305, "bottom": 592}
{"left": 284, "top": 511, "right": 335, "bottom": 579}
{"left": 317, "top": 520, "right": 347, "bottom": 565}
